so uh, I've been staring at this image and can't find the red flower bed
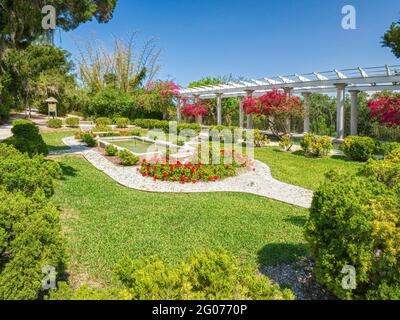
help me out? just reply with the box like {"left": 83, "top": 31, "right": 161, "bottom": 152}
{"left": 139, "top": 150, "right": 251, "bottom": 184}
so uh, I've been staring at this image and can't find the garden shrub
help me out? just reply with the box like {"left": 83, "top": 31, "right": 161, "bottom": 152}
{"left": 0, "top": 188, "right": 66, "bottom": 300}
{"left": 81, "top": 134, "right": 97, "bottom": 147}
{"left": 341, "top": 136, "right": 379, "bottom": 161}
{"left": 279, "top": 135, "right": 293, "bottom": 152}
{"left": 93, "top": 125, "right": 113, "bottom": 133}
{"left": 379, "top": 142, "right": 400, "bottom": 156}
{"left": 133, "top": 119, "right": 201, "bottom": 135}
{"left": 47, "top": 119, "right": 63, "bottom": 129}
{"left": 300, "top": 133, "right": 333, "bottom": 157}
{"left": 113, "top": 250, "right": 294, "bottom": 300}
{"left": 253, "top": 129, "right": 270, "bottom": 147}
{"left": 118, "top": 150, "right": 139, "bottom": 166}
{"left": 105, "top": 144, "right": 118, "bottom": 157}
{"left": 2, "top": 119, "right": 48, "bottom": 157}
{"left": 0, "top": 144, "right": 61, "bottom": 197}
{"left": 65, "top": 117, "right": 80, "bottom": 128}
{"left": 115, "top": 117, "right": 129, "bottom": 128}
{"left": 95, "top": 117, "right": 113, "bottom": 126}
{"left": 305, "top": 168, "right": 400, "bottom": 300}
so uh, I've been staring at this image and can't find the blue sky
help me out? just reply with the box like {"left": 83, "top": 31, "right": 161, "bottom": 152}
{"left": 58, "top": 0, "right": 400, "bottom": 86}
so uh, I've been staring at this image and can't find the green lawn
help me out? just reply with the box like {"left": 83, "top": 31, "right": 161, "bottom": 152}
{"left": 42, "top": 130, "right": 77, "bottom": 152}
{"left": 53, "top": 156, "right": 308, "bottom": 286}
{"left": 255, "top": 147, "right": 363, "bottom": 191}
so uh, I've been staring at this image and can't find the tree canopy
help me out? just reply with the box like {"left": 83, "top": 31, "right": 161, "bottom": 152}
{"left": 382, "top": 19, "right": 400, "bottom": 58}
{"left": 0, "top": 0, "right": 117, "bottom": 51}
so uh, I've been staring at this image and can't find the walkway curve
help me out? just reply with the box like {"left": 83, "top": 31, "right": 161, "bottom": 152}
{"left": 61, "top": 137, "right": 314, "bottom": 208}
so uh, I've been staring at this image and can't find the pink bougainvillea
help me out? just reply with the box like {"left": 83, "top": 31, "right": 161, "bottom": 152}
{"left": 181, "top": 98, "right": 208, "bottom": 118}
{"left": 369, "top": 97, "right": 400, "bottom": 127}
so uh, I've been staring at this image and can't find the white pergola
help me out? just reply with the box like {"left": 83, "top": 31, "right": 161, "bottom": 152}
{"left": 178, "top": 65, "right": 400, "bottom": 139}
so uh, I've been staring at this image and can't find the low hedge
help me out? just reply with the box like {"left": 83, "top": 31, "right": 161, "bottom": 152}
{"left": 133, "top": 119, "right": 201, "bottom": 135}
{"left": 95, "top": 117, "right": 112, "bottom": 126}
{"left": 341, "top": 136, "right": 379, "bottom": 161}
{"left": 115, "top": 117, "right": 129, "bottom": 128}
{"left": 50, "top": 250, "right": 294, "bottom": 300}
{"left": 48, "top": 119, "right": 63, "bottom": 129}
{"left": 65, "top": 117, "right": 80, "bottom": 128}
{"left": 3, "top": 119, "right": 48, "bottom": 157}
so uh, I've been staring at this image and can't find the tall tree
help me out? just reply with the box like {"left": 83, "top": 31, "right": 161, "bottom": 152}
{"left": 382, "top": 18, "right": 400, "bottom": 58}
{"left": 0, "top": 0, "right": 117, "bottom": 53}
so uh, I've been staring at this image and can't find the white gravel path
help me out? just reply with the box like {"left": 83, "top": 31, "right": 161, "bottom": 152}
{"left": 61, "top": 137, "right": 313, "bottom": 208}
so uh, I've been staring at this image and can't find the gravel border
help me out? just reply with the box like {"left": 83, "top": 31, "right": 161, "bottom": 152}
{"left": 61, "top": 137, "right": 313, "bottom": 208}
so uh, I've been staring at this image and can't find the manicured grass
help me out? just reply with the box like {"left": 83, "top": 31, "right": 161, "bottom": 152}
{"left": 255, "top": 147, "right": 363, "bottom": 191}
{"left": 41, "top": 130, "right": 77, "bottom": 152}
{"left": 53, "top": 156, "right": 308, "bottom": 286}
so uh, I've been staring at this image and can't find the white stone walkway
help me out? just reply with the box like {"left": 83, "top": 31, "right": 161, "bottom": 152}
{"left": 61, "top": 137, "right": 313, "bottom": 208}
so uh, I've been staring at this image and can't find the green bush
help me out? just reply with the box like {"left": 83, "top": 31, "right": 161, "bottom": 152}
{"left": 87, "top": 88, "right": 132, "bottom": 119}
{"left": 65, "top": 117, "right": 80, "bottom": 128}
{"left": 93, "top": 125, "right": 113, "bottom": 133}
{"left": 0, "top": 144, "right": 61, "bottom": 197}
{"left": 95, "top": 117, "right": 113, "bottom": 126}
{"left": 341, "top": 136, "right": 379, "bottom": 161}
{"left": 105, "top": 144, "right": 118, "bottom": 156}
{"left": 133, "top": 119, "right": 201, "bottom": 135}
{"left": 379, "top": 142, "right": 400, "bottom": 156}
{"left": 253, "top": 130, "right": 270, "bottom": 147}
{"left": 118, "top": 150, "right": 139, "bottom": 166}
{"left": 3, "top": 119, "right": 48, "bottom": 157}
{"left": 81, "top": 134, "right": 97, "bottom": 147}
{"left": 300, "top": 133, "right": 333, "bottom": 157}
{"left": 279, "top": 135, "right": 293, "bottom": 152}
{"left": 113, "top": 250, "right": 294, "bottom": 300}
{"left": 130, "top": 128, "right": 146, "bottom": 137}
{"left": 47, "top": 119, "right": 63, "bottom": 129}
{"left": 115, "top": 117, "right": 129, "bottom": 128}
{"left": 305, "top": 168, "right": 400, "bottom": 300}
{"left": 0, "top": 188, "right": 66, "bottom": 300}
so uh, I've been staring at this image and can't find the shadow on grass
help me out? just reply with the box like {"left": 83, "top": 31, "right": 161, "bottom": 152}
{"left": 59, "top": 162, "right": 78, "bottom": 179}
{"left": 258, "top": 243, "right": 308, "bottom": 266}
{"left": 284, "top": 215, "right": 308, "bottom": 227}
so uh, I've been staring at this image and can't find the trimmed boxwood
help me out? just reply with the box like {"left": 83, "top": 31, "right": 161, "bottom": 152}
{"left": 65, "top": 117, "right": 80, "bottom": 128}
{"left": 48, "top": 119, "right": 63, "bottom": 129}
{"left": 3, "top": 119, "right": 48, "bottom": 157}
{"left": 341, "top": 136, "right": 379, "bottom": 161}
{"left": 115, "top": 117, "right": 129, "bottom": 128}
{"left": 95, "top": 117, "right": 113, "bottom": 126}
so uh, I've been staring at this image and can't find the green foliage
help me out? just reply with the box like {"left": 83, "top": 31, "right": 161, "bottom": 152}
{"left": 105, "top": 144, "right": 118, "bottom": 157}
{"left": 305, "top": 167, "right": 400, "bottom": 300}
{"left": 3, "top": 119, "right": 48, "bottom": 156}
{"left": 65, "top": 117, "right": 80, "bottom": 128}
{"left": 279, "top": 135, "right": 293, "bottom": 152}
{"left": 0, "top": 104, "right": 10, "bottom": 124}
{"left": 253, "top": 129, "right": 270, "bottom": 147}
{"left": 382, "top": 19, "right": 400, "bottom": 58}
{"left": 341, "top": 136, "right": 379, "bottom": 162}
{"left": 95, "top": 117, "right": 113, "bottom": 126}
{"left": 129, "top": 128, "right": 146, "bottom": 137}
{"left": 48, "top": 119, "right": 63, "bottom": 129}
{"left": 300, "top": 133, "right": 333, "bottom": 157}
{"left": 93, "top": 125, "right": 113, "bottom": 133}
{"left": 0, "top": 188, "right": 66, "bottom": 300}
{"left": 81, "top": 134, "right": 97, "bottom": 148}
{"left": 118, "top": 150, "right": 140, "bottom": 166}
{"left": 133, "top": 119, "right": 201, "bottom": 135}
{"left": 379, "top": 142, "right": 400, "bottom": 156}
{"left": 88, "top": 89, "right": 132, "bottom": 119}
{"left": 0, "top": 144, "right": 61, "bottom": 197}
{"left": 115, "top": 117, "right": 129, "bottom": 128}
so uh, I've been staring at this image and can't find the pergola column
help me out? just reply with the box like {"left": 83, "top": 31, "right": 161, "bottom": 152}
{"left": 349, "top": 90, "right": 360, "bottom": 136}
{"left": 193, "top": 94, "right": 202, "bottom": 125}
{"left": 216, "top": 93, "right": 223, "bottom": 126}
{"left": 245, "top": 90, "right": 254, "bottom": 130}
{"left": 176, "top": 97, "right": 182, "bottom": 122}
{"left": 335, "top": 83, "right": 347, "bottom": 140}
{"left": 239, "top": 97, "right": 244, "bottom": 129}
{"left": 283, "top": 87, "right": 293, "bottom": 133}
{"left": 302, "top": 92, "right": 312, "bottom": 133}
